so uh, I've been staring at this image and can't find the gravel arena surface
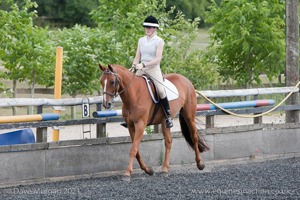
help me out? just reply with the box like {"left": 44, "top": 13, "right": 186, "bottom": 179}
{"left": 0, "top": 156, "right": 299, "bottom": 199}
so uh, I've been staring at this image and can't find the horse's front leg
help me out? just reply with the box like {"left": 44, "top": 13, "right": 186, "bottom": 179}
{"left": 123, "top": 122, "right": 153, "bottom": 179}
{"left": 135, "top": 151, "right": 154, "bottom": 175}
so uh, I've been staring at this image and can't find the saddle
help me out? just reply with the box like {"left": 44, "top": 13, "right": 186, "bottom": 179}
{"left": 142, "top": 75, "right": 179, "bottom": 103}
{"left": 142, "top": 75, "right": 179, "bottom": 126}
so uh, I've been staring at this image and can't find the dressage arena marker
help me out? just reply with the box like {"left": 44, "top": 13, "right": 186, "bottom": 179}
{"left": 92, "top": 100, "right": 275, "bottom": 118}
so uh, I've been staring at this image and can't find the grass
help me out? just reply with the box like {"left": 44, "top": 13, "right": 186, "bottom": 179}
{"left": 190, "top": 28, "right": 210, "bottom": 51}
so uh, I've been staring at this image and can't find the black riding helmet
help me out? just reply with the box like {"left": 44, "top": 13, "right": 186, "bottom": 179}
{"left": 143, "top": 15, "right": 159, "bottom": 29}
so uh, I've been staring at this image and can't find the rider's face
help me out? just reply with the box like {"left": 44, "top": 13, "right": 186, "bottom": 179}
{"left": 144, "top": 26, "right": 156, "bottom": 36}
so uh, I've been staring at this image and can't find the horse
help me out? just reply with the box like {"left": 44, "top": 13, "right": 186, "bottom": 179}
{"left": 99, "top": 64, "right": 209, "bottom": 180}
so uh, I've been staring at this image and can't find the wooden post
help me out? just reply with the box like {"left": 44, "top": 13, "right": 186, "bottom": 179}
{"left": 206, "top": 115, "right": 214, "bottom": 129}
{"left": 36, "top": 127, "right": 48, "bottom": 143}
{"left": 153, "top": 124, "right": 161, "bottom": 133}
{"left": 205, "top": 98, "right": 214, "bottom": 128}
{"left": 253, "top": 95, "right": 262, "bottom": 124}
{"left": 96, "top": 103, "right": 106, "bottom": 138}
{"left": 36, "top": 105, "right": 48, "bottom": 143}
{"left": 52, "top": 47, "right": 63, "bottom": 141}
{"left": 285, "top": 0, "right": 299, "bottom": 123}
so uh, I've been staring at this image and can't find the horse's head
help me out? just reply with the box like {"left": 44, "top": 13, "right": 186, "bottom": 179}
{"left": 99, "top": 64, "right": 120, "bottom": 109}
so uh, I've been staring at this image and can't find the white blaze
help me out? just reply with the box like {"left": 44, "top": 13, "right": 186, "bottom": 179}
{"left": 103, "top": 78, "right": 107, "bottom": 103}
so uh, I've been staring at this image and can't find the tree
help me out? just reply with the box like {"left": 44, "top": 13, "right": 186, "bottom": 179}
{"left": 205, "top": 0, "right": 285, "bottom": 88}
{"left": 53, "top": 25, "right": 101, "bottom": 98}
{"left": 161, "top": 10, "right": 218, "bottom": 88}
{"left": 53, "top": 25, "right": 102, "bottom": 118}
{"left": 0, "top": 0, "right": 55, "bottom": 113}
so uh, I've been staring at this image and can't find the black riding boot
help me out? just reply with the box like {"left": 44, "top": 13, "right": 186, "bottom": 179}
{"left": 160, "top": 97, "right": 173, "bottom": 128}
{"left": 120, "top": 122, "right": 128, "bottom": 128}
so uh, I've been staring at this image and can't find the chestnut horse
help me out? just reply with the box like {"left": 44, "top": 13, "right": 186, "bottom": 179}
{"left": 99, "top": 64, "right": 209, "bottom": 180}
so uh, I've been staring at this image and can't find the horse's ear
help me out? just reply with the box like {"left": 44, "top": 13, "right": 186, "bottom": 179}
{"left": 108, "top": 64, "right": 114, "bottom": 72}
{"left": 99, "top": 64, "right": 106, "bottom": 72}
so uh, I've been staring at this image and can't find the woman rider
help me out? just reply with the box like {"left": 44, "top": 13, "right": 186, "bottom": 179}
{"left": 132, "top": 15, "right": 173, "bottom": 128}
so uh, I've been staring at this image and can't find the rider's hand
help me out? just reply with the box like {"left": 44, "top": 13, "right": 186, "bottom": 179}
{"left": 135, "top": 63, "right": 144, "bottom": 70}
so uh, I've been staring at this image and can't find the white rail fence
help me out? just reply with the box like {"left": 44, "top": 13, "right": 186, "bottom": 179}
{"left": 0, "top": 86, "right": 299, "bottom": 143}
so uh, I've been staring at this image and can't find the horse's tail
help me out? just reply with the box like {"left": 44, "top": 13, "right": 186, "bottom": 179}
{"left": 179, "top": 113, "right": 210, "bottom": 153}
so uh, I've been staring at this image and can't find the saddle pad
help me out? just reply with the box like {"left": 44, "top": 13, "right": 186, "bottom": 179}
{"left": 164, "top": 79, "right": 179, "bottom": 101}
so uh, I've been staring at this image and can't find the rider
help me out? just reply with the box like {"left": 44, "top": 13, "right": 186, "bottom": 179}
{"left": 132, "top": 15, "right": 173, "bottom": 128}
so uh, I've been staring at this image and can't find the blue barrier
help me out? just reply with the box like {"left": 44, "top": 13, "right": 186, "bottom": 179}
{"left": 41, "top": 113, "right": 60, "bottom": 121}
{"left": 93, "top": 110, "right": 122, "bottom": 118}
{"left": 0, "top": 129, "right": 35, "bottom": 146}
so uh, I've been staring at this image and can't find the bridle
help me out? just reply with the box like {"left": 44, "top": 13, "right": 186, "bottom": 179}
{"left": 102, "top": 67, "right": 136, "bottom": 98}
{"left": 102, "top": 70, "right": 120, "bottom": 98}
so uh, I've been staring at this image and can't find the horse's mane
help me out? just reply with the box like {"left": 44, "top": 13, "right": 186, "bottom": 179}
{"left": 111, "top": 64, "right": 128, "bottom": 72}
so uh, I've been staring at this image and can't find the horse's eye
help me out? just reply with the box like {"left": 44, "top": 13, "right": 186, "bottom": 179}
{"left": 110, "top": 80, "right": 115, "bottom": 85}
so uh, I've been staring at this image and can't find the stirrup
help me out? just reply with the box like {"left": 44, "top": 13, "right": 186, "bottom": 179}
{"left": 120, "top": 122, "right": 128, "bottom": 128}
{"left": 165, "top": 117, "right": 173, "bottom": 128}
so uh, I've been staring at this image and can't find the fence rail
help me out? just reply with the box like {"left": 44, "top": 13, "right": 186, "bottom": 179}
{"left": 0, "top": 87, "right": 299, "bottom": 143}
{"left": 0, "top": 96, "right": 103, "bottom": 107}
{"left": 0, "top": 86, "right": 297, "bottom": 107}
{"left": 199, "top": 86, "right": 298, "bottom": 98}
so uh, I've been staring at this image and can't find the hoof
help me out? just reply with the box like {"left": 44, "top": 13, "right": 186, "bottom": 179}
{"left": 197, "top": 161, "right": 205, "bottom": 170}
{"left": 146, "top": 167, "right": 154, "bottom": 176}
{"left": 158, "top": 171, "right": 169, "bottom": 177}
{"left": 161, "top": 166, "right": 169, "bottom": 174}
{"left": 121, "top": 175, "right": 131, "bottom": 182}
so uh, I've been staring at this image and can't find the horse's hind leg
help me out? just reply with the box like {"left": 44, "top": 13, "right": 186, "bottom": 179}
{"left": 181, "top": 110, "right": 205, "bottom": 170}
{"left": 191, "top": 124, "right": 205, "bottom": 170}
{"left": 161, "top": 124, "right": 172, "bottom": 173}
{"left": 191, "top": 122, "right": 205, "bottom": 170}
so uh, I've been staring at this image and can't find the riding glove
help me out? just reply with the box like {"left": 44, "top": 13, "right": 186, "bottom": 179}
{"left": 135, "top": 63, "right": 145, "bottom": 70}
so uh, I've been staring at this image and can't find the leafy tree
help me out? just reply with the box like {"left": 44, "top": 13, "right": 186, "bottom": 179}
{"left": 53, "top": 25, "right": 102, "bottom": 98}
{"left": 52, "top": 25, "right": 103, "bottom": 118}
{"left": 0, "top": 0, "right": 55, "bottom": 99}
{"left": 205, "top": 0, "right": 285, "bottom": 88}
{"left": 161, "top": 10, "right": 218, "bottom": 88}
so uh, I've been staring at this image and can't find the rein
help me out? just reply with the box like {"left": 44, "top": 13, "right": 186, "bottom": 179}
{"left": 103, "top": 68, "right": 136, "bottom": 98}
